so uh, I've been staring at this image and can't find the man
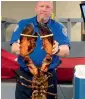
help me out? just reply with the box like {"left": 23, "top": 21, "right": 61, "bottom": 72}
{"left": 10, "top": 1, "right": 70, "bottom": 99}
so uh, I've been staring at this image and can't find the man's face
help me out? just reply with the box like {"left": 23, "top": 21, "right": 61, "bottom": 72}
{"left": 35, "top": 1, "right": 53, "bottom": 22}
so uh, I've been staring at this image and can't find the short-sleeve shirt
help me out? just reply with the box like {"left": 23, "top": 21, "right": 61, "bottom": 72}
{"left": 10, "top": 16, "right": 70, "bottom": 71}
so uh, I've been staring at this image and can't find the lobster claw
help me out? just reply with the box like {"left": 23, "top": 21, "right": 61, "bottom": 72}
{"left": 20, "top": 24, "right": 38, "bottom": 57}
{"left": 38, "top": 22, "right": 54, "bottom": 72}
{"left": 38, "top": 23, "right": 54, "bottom": 55}
{"left": 41, "top": 54, "right": 52, "bottom": 72}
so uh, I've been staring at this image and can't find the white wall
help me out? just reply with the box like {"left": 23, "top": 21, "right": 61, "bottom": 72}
{"left": 1, "top": 1, "right": 36, "bottom": 21}
{"left": 55, "top": 1, "right": 81, "bottom": 41}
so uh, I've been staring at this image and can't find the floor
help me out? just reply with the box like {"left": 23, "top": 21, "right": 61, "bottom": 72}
{"left": 1, "top": 82, "right": 73, "bottom": 99}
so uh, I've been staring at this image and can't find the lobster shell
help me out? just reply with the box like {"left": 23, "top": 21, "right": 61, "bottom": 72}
{"left": 20, "top": 24, "right": 38, "bottom": 57}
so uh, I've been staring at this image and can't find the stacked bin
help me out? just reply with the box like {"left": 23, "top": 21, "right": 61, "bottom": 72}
{"left": 74, "top": 65, "right": 85, "bottom": 99}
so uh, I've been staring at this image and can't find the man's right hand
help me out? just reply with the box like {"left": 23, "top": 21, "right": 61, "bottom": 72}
{"left": 11, "top": 40, "right": 20, "bottom": 55}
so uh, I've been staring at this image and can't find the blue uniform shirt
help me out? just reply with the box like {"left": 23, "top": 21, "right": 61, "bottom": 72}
{"left": 10, "top": 16, "right": 70, "bottom": 71}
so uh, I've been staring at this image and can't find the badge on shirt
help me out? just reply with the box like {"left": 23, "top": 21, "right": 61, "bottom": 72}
{"left": 62, "top": 27, "right": 68, "bottom": 37}
{"left": 14, "top": 24, "right": 19, "bottom": 32}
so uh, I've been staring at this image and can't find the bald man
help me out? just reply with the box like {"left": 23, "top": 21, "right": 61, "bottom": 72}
{"left": 10, "top": 1, "right": 70, "bottom": 99}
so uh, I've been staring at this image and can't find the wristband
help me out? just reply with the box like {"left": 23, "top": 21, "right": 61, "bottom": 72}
{"left": 55, "top": 48, "right": 60, "bottom": 55}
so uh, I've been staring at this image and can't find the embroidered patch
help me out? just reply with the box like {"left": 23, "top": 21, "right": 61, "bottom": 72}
{"left": 14, "top": 24, "right": 19, "bottom": 32}
{"left": 62, "top": 27, "right": 68, "bottom": 37}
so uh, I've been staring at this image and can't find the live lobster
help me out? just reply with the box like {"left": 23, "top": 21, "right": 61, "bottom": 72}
{"left": 15, "top": 23, "right": 57, "bottom": 99}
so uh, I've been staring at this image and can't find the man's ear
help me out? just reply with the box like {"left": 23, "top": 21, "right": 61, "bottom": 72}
{"left": 34, "top": 6, "right": 37, "bottom": 13}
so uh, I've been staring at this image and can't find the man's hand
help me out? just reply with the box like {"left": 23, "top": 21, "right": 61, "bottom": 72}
{"left": 11, "top": 40, "right": 20, "bottom": 55}
{"left": 52, "top": 40, "right": 70, "bottom": 57}
{"left": 52, "top": 40, "right": 59, "bottom": 55}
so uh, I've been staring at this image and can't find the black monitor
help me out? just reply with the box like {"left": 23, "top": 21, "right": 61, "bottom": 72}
{"left": 80, "top": 3, "right": 85, "bottom": 22}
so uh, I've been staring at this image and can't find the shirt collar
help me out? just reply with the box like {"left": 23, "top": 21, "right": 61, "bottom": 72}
{"left": 33, "top": 16, "right": 51, "bottom": 27}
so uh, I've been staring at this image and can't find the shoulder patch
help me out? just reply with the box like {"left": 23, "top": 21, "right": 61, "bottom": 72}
{"left": 14, "top": 24, "right": 19, "bottom": 32}
{"left": 62, "top": 27, "right": 68, "bottom": 37}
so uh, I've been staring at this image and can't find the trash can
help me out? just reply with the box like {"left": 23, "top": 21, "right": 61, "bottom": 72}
{"left": 74, "top": 65, "right": 85, "bottom": 99}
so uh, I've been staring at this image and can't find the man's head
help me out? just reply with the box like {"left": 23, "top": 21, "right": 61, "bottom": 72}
{"left": 35, "top": 1, "right": 53, "bottom": 23}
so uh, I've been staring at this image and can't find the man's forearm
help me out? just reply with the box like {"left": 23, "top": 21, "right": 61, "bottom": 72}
{"left": 56, "top": 45, "right": 70, "bottom": 57}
